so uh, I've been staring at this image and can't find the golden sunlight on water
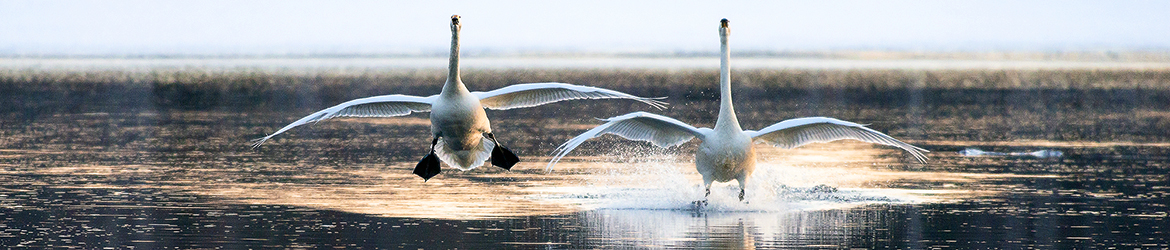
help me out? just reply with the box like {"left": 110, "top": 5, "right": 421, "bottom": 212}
{"left": 155, "top": 141, "right": 1048, "bottom": 220}
{"left": 0, "top": 111, "right": 1066, "bottom": 221}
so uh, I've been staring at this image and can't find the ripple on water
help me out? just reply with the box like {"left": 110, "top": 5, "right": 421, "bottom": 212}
{"left": 1, "top": 109, "right": 1167, "bottom": 248}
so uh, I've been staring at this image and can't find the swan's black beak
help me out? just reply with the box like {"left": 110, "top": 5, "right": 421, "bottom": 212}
{"left": 720, "top": 18, "right": 729, "bottom": 28}
{"left": 450, "top": 15, "right": 461, "bottom": 32}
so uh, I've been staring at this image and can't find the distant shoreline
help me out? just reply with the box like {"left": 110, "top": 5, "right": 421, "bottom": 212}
{"left": 4, "top": 56, "right": 1170, "bottom": 71}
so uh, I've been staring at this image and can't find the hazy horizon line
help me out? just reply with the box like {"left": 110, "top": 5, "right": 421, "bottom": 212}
{"left": 5, "top": 49, "right": 1170, "bottom": 61}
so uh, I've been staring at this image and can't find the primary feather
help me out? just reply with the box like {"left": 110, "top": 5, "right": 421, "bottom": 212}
{"left": 547, "top": 112, "right": 708, "bottom": 170}
{"left": 475, "top": 82, "right": 667, "bottom": 110}
{"left": 251, "top": 94, "right": 435, "bottom": 148}
{"left": 745, "top": 117, "right": 929, "bottom": 163}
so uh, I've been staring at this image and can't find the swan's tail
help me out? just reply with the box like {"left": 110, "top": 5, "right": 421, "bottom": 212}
{"left": 433, "top": 137, "right": 493, "bottom": 171}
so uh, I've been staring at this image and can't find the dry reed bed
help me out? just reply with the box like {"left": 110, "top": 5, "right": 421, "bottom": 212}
{"left": 1, "top": 68, "right": 1168, "bottom": 144}
{"left": 2, "top": 68, "right": 1169, "bottom": 110}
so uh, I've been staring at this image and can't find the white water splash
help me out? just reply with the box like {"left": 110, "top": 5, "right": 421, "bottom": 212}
{"left": 959, "top": 148, "right": 1064, "bottom": 158}
{"left": 536, "top": 149, "right": 930, "bottom": 213}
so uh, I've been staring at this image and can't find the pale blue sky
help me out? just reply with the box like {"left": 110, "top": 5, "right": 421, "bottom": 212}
{"left": 2, "top": 0, "right": 1168, "bottom": 55}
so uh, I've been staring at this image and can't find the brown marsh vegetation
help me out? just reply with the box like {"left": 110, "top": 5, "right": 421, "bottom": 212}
{"left": 3, "top": 68, "right": 1169, "bottom": 143}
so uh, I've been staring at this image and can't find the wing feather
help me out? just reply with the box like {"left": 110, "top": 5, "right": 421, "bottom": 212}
{"left": 746, "top": 117, "right": 929, "bottom": 163}
{"left": 251, "top": 94, "right": 435, "bottom": 148}
{"left": 474, "top": 82, "right": 667, "bottom": 110}
{"left": 546, "top": 112, "right": 708, "bottom": 170}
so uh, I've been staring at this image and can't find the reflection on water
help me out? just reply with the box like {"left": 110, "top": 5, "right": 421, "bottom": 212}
{"left": 2, "top": 70, "right": 1169, "bottom": 247}
{"left": 2, "top": 110, "right": 1166, "bottom": 248}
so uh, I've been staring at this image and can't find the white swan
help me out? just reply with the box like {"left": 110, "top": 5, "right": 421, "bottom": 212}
{"left": 252, "top": 15, "right": 666, "bottom": 181}
{"left": 547, "top": 19, "right": 928, "bottom": 201}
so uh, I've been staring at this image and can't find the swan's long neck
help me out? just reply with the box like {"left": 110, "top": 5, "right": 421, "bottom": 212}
{"left": 714, "top": 20, "right": 741, "bottom": 133}
{"left": 442, "top": 15, "right": 468, "bottom": 95}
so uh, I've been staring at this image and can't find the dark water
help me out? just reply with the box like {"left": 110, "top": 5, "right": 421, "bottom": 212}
{"left": 1, "top": 69, "right": 1169, "bottom": 248}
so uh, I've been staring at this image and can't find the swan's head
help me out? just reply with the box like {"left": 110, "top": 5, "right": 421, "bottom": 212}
{"left": 719, "top": 18, "right": 730, "bottom": 36}
{"left": 450, "top": 15, "right": 461, "bottom": 32}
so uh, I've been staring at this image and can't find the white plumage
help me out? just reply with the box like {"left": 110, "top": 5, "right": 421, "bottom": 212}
{"left": 251, "top": 95, "right": 435, "bottom": 148}
{"left": 745, "top": 117, "right": 928, "bottom": 163}
{"left": 548, "top": 18, "right": 928, "bottom": 201}
{"left": 476, "top": 83, "right": 666, "bottom": 110}
{"left": 549, "top": 112, "right": 706, "bottom": 166}
{"left": 252, "top": 15, "right": 664, "bottom": 178}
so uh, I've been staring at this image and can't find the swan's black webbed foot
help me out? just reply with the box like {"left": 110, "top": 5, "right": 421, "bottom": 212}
{"left": 738, "top": 189, "right": 745, "bottom": 201}
{"left": 691, "top": 199, "right": 708, "bottom": 209}
{"left": 491, "top": 146, "right": 519, "bottom": 170}
{"left": 691, "top": 186, "right": 711, "bottom": 209}
{"left": 414, "top": 153, "right": 441, "bottom": 181}
{"left": 414, "top": 137, "right": 442, "bottom": 181}
{"left": 486, "top": 133, "right": 519, "bottom": 170}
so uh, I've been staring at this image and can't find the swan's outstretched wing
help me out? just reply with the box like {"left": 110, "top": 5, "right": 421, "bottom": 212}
{"left": 474, "top": 82, "right": 667, "bottom": 110}
{"left": 745, "top": 117, "right": 929, "bottom": 163}
{"left": 547, "top": 112, "right": 710, "bottom": 170}
{"left": 251, "top": 94, "right": 436, "bottom": 148}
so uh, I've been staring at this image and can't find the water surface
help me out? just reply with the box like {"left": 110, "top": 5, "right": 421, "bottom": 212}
{"left": 0, "top": 69, "right": 1167, "bottom": 248}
